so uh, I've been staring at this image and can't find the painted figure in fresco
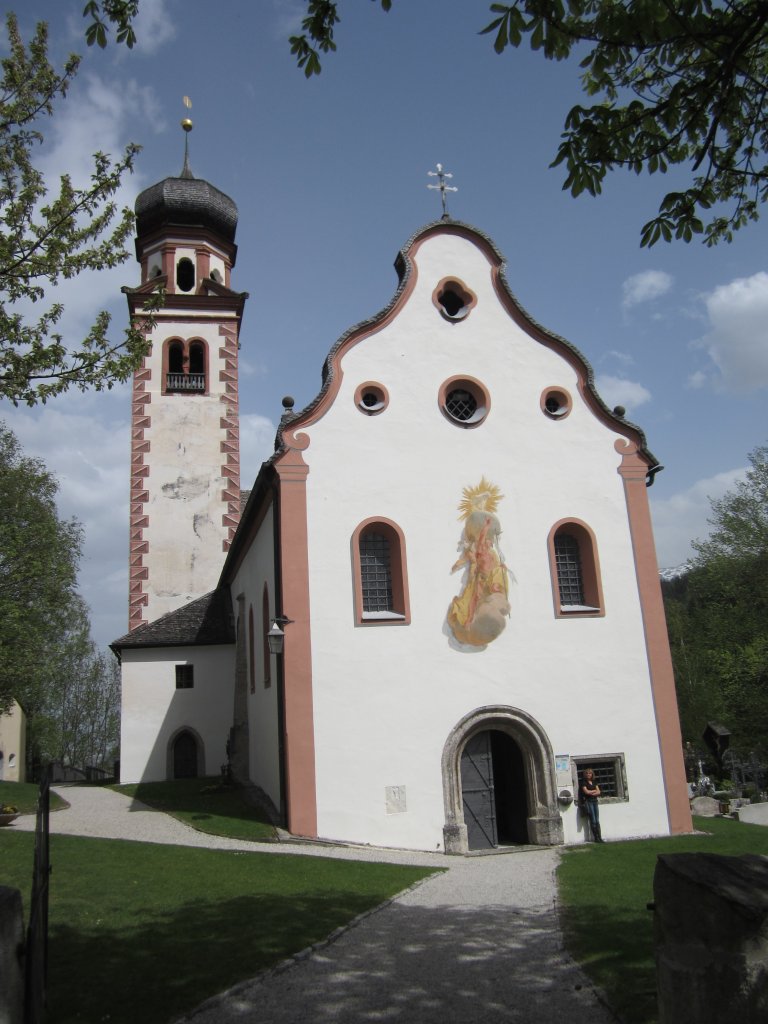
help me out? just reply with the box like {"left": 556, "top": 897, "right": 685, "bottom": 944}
{"left": 448, "top": 478, "right": 510, "bottom": 647}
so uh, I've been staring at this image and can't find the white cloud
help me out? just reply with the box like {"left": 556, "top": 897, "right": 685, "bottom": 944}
{"left": 240, "top": 413, "right": 278, "bottom": 488}
{"left": 131, "top": 0, "right": 177, "bottom": 55}
{"left": 694, "top": 271, "right": 768, "bottom": 392}
{"left": 686, "top": 369, "right": 708, "bottom": 390}
{"left": 650, "top": 466, "right": 747, "bottom": 568}
{"left": 270, "top": 0, "right": 308, "bottom": 37}
{"left": 622, "top": 270, "right": 673, "bottom": 309}
{"left": 5, "top": 393, "right": 131, "bottom": 650}
{"left": 602, "top": 349, "right": 635, "bottom": 367}
{"left": 594, "top": 374, "right": 652, "bottom": 413}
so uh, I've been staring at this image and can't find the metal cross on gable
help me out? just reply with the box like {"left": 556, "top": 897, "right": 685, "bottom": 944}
{"left": 427, "top": 163, "right": 458, "bottom": 219}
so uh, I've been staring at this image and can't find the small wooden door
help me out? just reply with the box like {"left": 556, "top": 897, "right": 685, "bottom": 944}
{"left": 461, "top": 731, "right": 497, "bottom": 850}
{"left": 173, "top": 731, "right": 197, "bottom": 779}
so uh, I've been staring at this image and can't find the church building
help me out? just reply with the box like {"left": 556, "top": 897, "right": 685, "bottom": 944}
{"left": 112, "top": 152, "right": 692, "bottom": 853}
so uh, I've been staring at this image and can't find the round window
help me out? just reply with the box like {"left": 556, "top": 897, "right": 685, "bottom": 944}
{"left": 439, "top": 376, "right": 489, "bottom": 428}
{"left": 541, "top": 387, "right": 572, "bottom": 420}
{"left": 355, "top": 382, "right": 389, "bottom": 415}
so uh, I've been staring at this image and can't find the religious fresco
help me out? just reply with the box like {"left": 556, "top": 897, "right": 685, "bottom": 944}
{"left": 447, "top": 478, "right": 511, "bottom": 647}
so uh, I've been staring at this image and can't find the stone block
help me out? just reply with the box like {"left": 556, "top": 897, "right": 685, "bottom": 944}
{"left": 653, "top": 852, "right": 768, "bottom": 1024}
{"left": 737, "top": 803, "right": 768, "bottom": 827}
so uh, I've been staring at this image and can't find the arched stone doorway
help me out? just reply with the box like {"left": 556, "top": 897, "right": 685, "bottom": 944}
{"left": 442, "top": 706, "right": 564, "bottom": 854}
{"left": 167, "top": 728, "right": 204, "bottom": 780}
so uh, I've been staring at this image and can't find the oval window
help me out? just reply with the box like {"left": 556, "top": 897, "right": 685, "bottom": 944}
{"left": 176, "top": 257, "right": 195, "bottom": 293}
{"left": 355, "top": 382, "right": 389, "bottom": 416}
{"left": 439, "top": 376, "right": 490, "bottom": 428}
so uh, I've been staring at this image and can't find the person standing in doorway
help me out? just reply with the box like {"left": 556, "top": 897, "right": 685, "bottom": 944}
{"left": 580, "top": 768, "right": 603, "bottom": 842}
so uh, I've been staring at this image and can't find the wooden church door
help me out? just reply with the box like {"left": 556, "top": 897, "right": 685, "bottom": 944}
{"left": 460, "top": 730, "right": 530, "bottom": 850}
{"left": 461, "top": 731, "right": 498, "bottom": 849}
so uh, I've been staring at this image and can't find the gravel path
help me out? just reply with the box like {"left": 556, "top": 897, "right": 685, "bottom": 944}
{"left": 13, "top": 786, "right": 616, "bottom": 1023}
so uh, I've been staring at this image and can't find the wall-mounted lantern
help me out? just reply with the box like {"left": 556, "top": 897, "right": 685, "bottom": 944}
{"left": 267, "top": 616, "right": 294, "bottom": 656}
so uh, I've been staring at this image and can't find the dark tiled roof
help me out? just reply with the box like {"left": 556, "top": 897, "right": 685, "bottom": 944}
{"left": 240, "top": 489, "right": 251, "bottom": 514}
{"left": 111, "top": 588, "right": 234, "bottom": 651}
{"left": 135, "top": 175, "right": 238, "bottom": 242}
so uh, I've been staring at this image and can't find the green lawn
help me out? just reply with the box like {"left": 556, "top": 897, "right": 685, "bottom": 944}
{"left": 1, "top": 830, "right": 436, "bottom": 1024}
{"left": 0, "top": 780, "right": 67, "bottom": 814}
{"left": 557, "top": 816, "right": 768, "bottom": 1024}
{"left": 114, "top": 777, "right": 277, "bottom": 841}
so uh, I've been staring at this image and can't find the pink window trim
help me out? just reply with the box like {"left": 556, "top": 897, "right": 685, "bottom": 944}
{"left": 547, "top": 518, "right": 605, "bottom": 618}
{"left": 161, "top": 337, "right": 209, "bottom": 396}
{"left": 351, "top": 517, "right": 411, "bottom": 626}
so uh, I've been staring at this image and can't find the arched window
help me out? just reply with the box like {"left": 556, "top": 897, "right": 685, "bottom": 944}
{"left": 189, "top": 341, "right": 205, "bottom": 375}
{"left": 163, "top": 338, "right": 207, "bottom": 394}
{"left": 351, "top": 518, "right": 410, "bottom": 625}
{"left": 168, "top": 340, "right": 184, "bottom": 374}
{"left": 548, "top": 520, "right": 604, "bottom": 617}
{"left": 262, "top": 584, "right": 271, "bottom": 688}
{"left": 248, "top": 605, "right": 255, "bottom": 694}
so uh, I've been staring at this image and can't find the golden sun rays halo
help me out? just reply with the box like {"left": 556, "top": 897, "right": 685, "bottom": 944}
{"left": 457, "top": 477, "right": 504, "bottom": 520}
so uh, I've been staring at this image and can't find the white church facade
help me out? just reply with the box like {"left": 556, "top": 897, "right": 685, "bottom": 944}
{"left": 113, "top": 158, "right": 692, "bottom": 853}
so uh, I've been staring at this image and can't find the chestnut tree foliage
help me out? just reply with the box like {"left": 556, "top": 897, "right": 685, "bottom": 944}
{"left": 0, "top": 7, "right": 155, "bottom": 405}
{"left": 290, "top": 0, "right": 768, "bottom": 247}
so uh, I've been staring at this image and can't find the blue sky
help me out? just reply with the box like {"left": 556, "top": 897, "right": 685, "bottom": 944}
{"left": 4, "top": 0, "right": 767, "bottom": 648}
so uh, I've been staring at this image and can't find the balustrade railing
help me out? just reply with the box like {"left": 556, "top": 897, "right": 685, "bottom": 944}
{"left": 166, "top": 373, "right": 205, "bottom": 392}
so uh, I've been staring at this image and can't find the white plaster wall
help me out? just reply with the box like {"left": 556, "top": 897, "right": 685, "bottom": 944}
{"left": 0, "top": 701, "right": 26, "bottom": 782}
{"left": 209, "top": 254, "right": 226, "bottom": 282}
{"left": 141, "top": 319, "right": 236, "bottom": 623}
{"left": 300, "top": 232, "right": 669, "bottom": 850}
{"left": 146, "top": 245, "right": 163, "bottom": 280}
{"left": 120, "top": 644, "right": 234, "bottom": 783}
{"left": 230, "top": 503, "right": 282, "bottom": 813}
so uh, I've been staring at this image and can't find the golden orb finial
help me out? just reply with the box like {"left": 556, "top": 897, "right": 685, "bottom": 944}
{"left": 181, "top": 95, "right": 193, "bottom": 132}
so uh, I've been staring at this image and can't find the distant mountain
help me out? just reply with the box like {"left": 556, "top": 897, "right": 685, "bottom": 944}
{"left": 659, "top": 562, "right": 693, "bottom": 582}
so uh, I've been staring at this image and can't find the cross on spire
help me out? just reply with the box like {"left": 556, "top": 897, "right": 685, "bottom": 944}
{"left": 427, "top": 163, "right": 457, "bottom": 219}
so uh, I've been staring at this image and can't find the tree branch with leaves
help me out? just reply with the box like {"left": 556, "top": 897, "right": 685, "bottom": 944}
{"left": 291, "top": 0, "right": 768, "bottom": 247}
{"left": 0, "top": 11, "right": 158, "bottom": 406}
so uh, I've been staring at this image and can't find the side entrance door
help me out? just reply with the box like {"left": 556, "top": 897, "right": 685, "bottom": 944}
{"left": 173, "top": 731, "right": 197, "bottom": 779}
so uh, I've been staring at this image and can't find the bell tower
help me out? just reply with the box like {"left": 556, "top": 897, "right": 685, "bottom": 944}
{"left": 123, "top": 124, "right": 248, "bottom": 631}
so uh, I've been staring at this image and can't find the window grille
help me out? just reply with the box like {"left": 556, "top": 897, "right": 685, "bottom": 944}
{"left": 554, "top": 532, "right": 584, "bottom": 605}
{"left": 360, "top": 532, "right": 393, "bottom": 612}
{"left": 580, "top": 761, "right": 618, "bottom": 798}
{"left": 175, "top": 665, "right": 194, "bottom": 689}
{"left": 574, "top": 755, "right": 628, "bottom": 801}
{"left": 445, "top": 388, "right": 477, "bottom": 422}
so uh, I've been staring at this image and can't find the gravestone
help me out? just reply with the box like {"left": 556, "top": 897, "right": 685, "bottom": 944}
{"left": 690, "top": 795, "right": 719, "bottom": 816}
